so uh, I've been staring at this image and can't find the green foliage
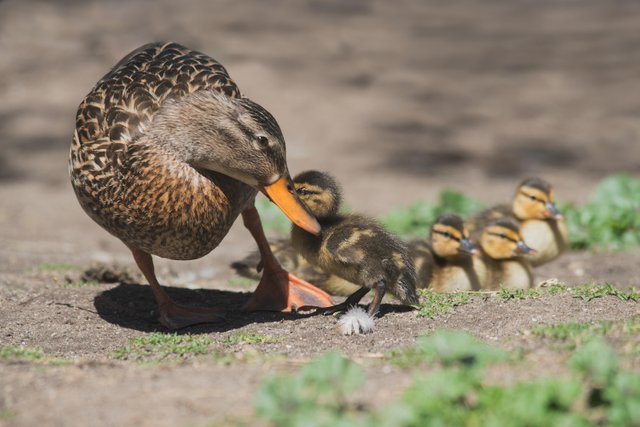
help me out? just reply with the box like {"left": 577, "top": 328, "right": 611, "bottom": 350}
{"left": 256, "top": 332, "right": 640, "bottom": 427}
{"left": 255, "top": 197, "right": 292, "bottom": 235}
{"left": 532, "top": 321, "right": 611, "bottom": 350}
{"left": 381, "top": 190, "right": 485, "bottom": 238}
{"left": 222, "top": 332, "right": 279, "bottom": 345}
{"left": 112, "top": 333, "right": 212, "bottom": 361}
{"left": 562, "top": 174, "right": 640, "bottom": 250}
{"left": 0, "top": 345, "right": 45, "bottom": 361}
{"left": 416, "top": 290, "right": 473, "bottom": 318}
{"left": 0, "top": 345, "right": 66, "bottom": 365}
{"left": 391, "top": 330, "right": 507, "bottom": 369}
{"left": 571, "top": 283, "right": 640, "bottom": 302}
{"left": 255, "top": 352, "right": 366, "bottom": 427}
{"left": 497, "top": 283, "right": 567, "bottom": 299}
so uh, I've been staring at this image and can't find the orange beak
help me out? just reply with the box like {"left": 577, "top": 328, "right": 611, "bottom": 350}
{"left": 261, "top": 176, "right": 321, "bottom": 235}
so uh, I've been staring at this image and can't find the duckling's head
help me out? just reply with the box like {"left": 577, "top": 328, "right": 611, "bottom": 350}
{"left": 430, "top": 214, "right": 479, "bottom": 258}
{"left": 153, "top": 91, "right": 320, "bottom": 234}
{"left": 292, "top": 170, "right": 342, "bottom": 220}
{"left": 480, "top": 219, "right": 537, "bottom": 260}
{"left": 512, "top": 177, "right": 563, "bottom": 221}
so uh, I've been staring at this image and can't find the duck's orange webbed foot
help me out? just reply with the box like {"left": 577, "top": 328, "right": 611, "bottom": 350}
{"left": 242, "top": 268, "right": 333, "bottom": 312}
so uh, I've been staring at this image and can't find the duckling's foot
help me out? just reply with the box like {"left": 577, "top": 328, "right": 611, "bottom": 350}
{"left": 158, "top": 301, "right": 226, "bottom": 330}
{"left": 243, "top": 270, "right": 334, "bottom": 312}
{"left": 317, "top": 287, "right": 371, "bottom": 316}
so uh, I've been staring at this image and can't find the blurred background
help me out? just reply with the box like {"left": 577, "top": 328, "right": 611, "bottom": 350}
{"left": 1, "top": 0, "right": 639, "bottom": 283}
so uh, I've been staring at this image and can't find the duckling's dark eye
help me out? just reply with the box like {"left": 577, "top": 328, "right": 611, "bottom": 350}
{"left": 297, "top": 187, "right": 310, "bottom": 196}
{"left": 528, "top": 195, "right": 537, "bottom": 201}
{"left": 499, "top": 233, "right": 508, "bottom": 239}
{"left": 256, "top": 135, "right": 269, "bottom": 147}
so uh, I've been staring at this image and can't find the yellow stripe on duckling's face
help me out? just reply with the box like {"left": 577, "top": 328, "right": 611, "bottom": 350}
{"left": 262, "top": 176, "right": 321, "bottom": 235}
{"left": 513, "top": 185, "right": 561, "bottom": 220}
{"left": 480, "top": 224, "right": 536, "bottom": 259}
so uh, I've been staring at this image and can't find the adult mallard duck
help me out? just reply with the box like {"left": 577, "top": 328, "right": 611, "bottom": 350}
{"left": 467, "top": 177, "right": 568, "bottom": 266}
{"left": 408, "top": 214, "right": 481, "bottom": 292}
{"left": 69, "top": 42, "right": 333, "bottom": 329}
{"left": 289, "top": 170, "right": 419, "bottom": 316}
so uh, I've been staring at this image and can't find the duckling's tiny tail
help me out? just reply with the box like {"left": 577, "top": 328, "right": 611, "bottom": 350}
{"left": 338, "top": 306, "right": 375, "bottom": 335}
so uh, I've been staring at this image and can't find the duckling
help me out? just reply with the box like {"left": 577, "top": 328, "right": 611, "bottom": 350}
{"left": 408, "top": 214, "right": 481, "bottom": 292}
{"left": 290, "top": 171, "right": 419, "bottom": 316}
{"left": 468, "top": 177, "right": 568, "bottom": 266}
{"left": 474, "top": 218, "right": 537, "bottom": 290}
{"left": 231, "top": 238, "right": 361, "bottom": 296}
{"left": 69, "top": 42, "right": 333, "bottom": 329}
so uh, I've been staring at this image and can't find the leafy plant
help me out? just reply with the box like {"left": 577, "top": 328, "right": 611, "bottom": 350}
{"left": 391, "top": 330, "right": 507, "bottom": 369}
{"left": 562, "top": 174, "right": 640, "bottom": 250}
{"left": 381, "top": 190, "right": 485, "bottom": 239}
{"left": 415, "top": 290, "right": 473, "bottom": 318}
{"left": 255, "top": 352, "right": 366, "bottom": 427}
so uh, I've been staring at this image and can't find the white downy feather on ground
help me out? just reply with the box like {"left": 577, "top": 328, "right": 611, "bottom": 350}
{"left": 337, "top": 306, "right": 375, "bottom": 335}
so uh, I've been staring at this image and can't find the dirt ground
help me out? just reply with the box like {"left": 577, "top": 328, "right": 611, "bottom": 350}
{"left": 1, "top": 0, "right": 639, "bottom": 426}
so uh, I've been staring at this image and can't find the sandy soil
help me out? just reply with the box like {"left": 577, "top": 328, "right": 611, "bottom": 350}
{"left": 1, "top": 0, "right": 639, "bottom": 425}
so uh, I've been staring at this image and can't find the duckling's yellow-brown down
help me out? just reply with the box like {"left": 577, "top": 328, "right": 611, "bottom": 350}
{"left": 468, "top": 177, "right": 568, "bottom": 266}
{"left": 290, "top": 171, "right": 418, "bottom": 316}
{"left": 409, "top": 214, "right": 481, "bottom": 292}
{"left": 474, "top": 218, "right": 536, "bottom": 290}
{"left": 69, "top": 42, "right": 333, "bottom": 329}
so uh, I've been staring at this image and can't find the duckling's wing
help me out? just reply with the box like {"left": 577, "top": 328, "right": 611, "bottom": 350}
{"left": 72, "top": 42, "right": 241, "bottom": 172}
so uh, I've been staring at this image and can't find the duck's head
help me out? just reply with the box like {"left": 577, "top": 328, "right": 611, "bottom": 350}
{"left": 512, "top": 177, "right": 563, "bottom": 221}
{"left": 154, "top": 91, "right": 320, "bottom": 235}
{"left": 291, "top": 170, "right": 342, "bottom": 220}
{"left": 430, "top": 214, "right": 479, "bottom": 258}
{"left": 480, "top": 218, "right": 537, "bottom": 259}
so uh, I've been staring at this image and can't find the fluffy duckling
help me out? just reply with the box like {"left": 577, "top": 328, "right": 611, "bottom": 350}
{"left": 69, "top": 42, "right": 333, "bottom": 329}
{"left": 408, "top": 214, "right": 481, "bottom": 292}
{"left": 468, "top": 177, "right": 568, "bottom": 266}
{"left": 231, "top": 238, "right": 362, "bottom": 297}
{"left": 290, "top": 170, "right": 419, "bottom": 317}
{"left": 474, "top": 218, "right": 537, "bottom": 290}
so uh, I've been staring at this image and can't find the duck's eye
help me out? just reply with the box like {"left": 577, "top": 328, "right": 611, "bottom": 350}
{"left": 499, "top": 233, "right": 508, "bottom": 239}
{"left": 297, "top": 187, "right": 310, "bottom": 196}
{"left": 256, "top": 135, "right": 269, "bottom": 147}
{"left": 528, "top": 194, "right": 537, "bottom": 201}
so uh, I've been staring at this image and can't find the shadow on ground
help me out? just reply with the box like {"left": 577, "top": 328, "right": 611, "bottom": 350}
{"left": 94, "top": 282, "right": 414, "bottom": 333}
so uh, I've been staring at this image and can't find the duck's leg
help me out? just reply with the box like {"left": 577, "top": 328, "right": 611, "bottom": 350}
{"left": 130, "top": 248, "right": 225, "bottom": 329}
{"left": 240, "top": 206, "right": 334, "bottom": 312}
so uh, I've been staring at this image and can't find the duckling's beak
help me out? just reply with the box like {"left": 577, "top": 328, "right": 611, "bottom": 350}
{"left": 515, "top": 240, "right": 538, "bottom": 256}
{"left": 261, "top": 176, "right": 321, "bottom": 235}
{"left": 458, "top": 238, "right": 480, "bottom": 256}
{"left": 545, "top": 202, "right": 564, "bottom": 220}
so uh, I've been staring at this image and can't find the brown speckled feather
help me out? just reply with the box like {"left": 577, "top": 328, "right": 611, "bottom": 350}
{"left": 70, "top": 42, "right": 255, "bottom": 259}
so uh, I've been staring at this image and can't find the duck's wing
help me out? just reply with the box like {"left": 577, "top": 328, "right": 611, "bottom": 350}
{"left": 72, "top": 42, "right": 241, "bottom": 171}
